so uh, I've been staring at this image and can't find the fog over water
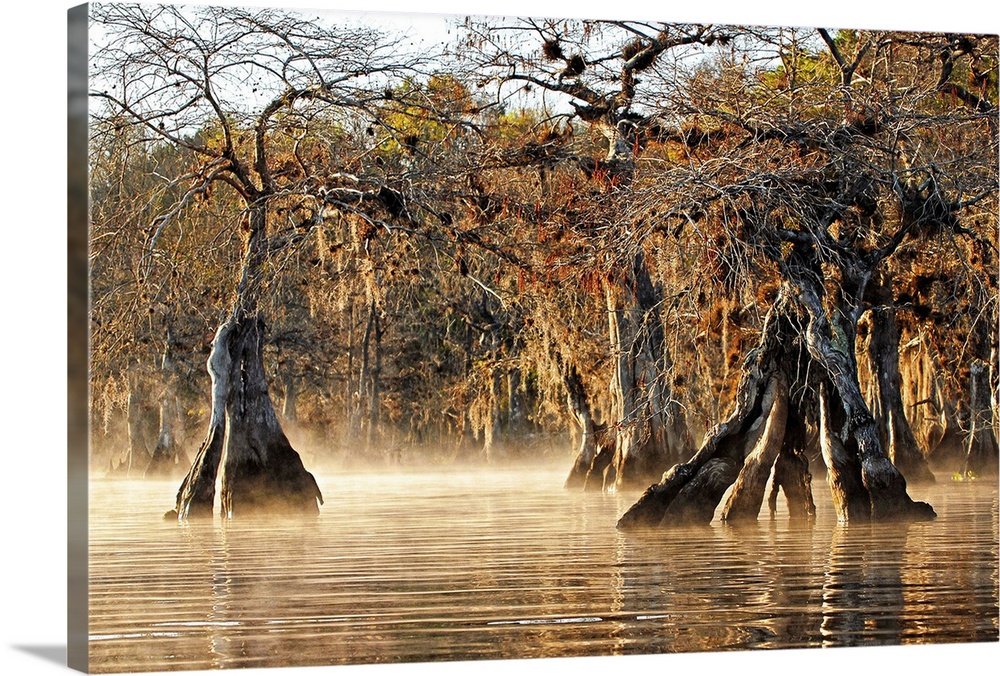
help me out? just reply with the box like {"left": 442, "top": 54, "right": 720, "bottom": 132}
{"left": 87, "top": 462, "right": 998, "bottom": 673}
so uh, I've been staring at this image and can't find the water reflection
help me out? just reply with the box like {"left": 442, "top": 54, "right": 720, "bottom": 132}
{"left": 821, "top": 524, "right": 908, "bottom": 646}
{"left": 87, "top": 469, "right": 998, "bottom": 673}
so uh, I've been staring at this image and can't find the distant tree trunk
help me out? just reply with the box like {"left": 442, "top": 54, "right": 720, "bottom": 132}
{"left": 355, "top": 299, "right": 382, "bottom": 451}
{"left": 928, "top": 401, "right": 969, "bottom": 469}
{"left": 367, "top": 305, "right": 383, "bottom": 451}
{"left": 281, "top": 372, "right": 298, "bottom": 425}
{"left": 507, "top": 367, "right": 527, "bottom": 437}
{"left": 146, "top": 336, "right": 187, "bottom": 478}
{"left": 455, "top": 322, "right": 476, "bottom": 452}
{"left": 863, "top": 273, "right": 935, "bottom": 484}
{"left": 481, "top": 318, "right": 505, "bottom": 463}
{"left": 171, "top": 204, "right": 322, "bottom": 519}
{"left": 964, "top": 360, "right": 999, "bottom": 477}
{"left": 125, "top": 365, "right": 157, "bottom": 477}
{"left": 355, "top": 299, "right": 375, "bottom": 450}
{"left": 606, "top": 250, "right": 692, "bottom": 489}
{"left": 560, "top": 358, "right": 599, "bottom": 488}
{"left": 483, "top": 357, "right": 504, "bottom": 463}
{"left": 963, "top": 286, "right": 998, "bottom": 477}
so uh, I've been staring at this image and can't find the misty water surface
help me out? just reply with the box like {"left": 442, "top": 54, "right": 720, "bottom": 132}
{"left": 87, "top": 463, "right": 999, "bottom": 672}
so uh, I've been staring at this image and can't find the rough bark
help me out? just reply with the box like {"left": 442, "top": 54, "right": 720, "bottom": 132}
{"left": 606, "top": 250, "right": 692, "bottom": 489}
{"left": 171, "top": 314, "right": 324, "bottom": 518}
{"left": 819, "top": 381, "right": 872, "bottom": 523}
{"left": 619, "top": 271, "right": 934, "bottom": 529}
{"left": 796, "top": 276, "right": 935, "bottom": 522}
{"left": 898, "top": 333, "right": 965, "bottom": 470}
{"left": 721, "top": 373, "right": 789, "bottom": 522}
{"left": 218, "top": 315, "right": 323, "bottom": 516}
{"left": 171, "top": 325, "right": 230, "bottom": 518}
{"left": 863, "top": 274, "right": 935, "bottom": 484}
{"left": 618, "top": 290, "right": 794, "bottom": 529}
{"left": 170, "top": 205, "right": 323, "bottom": 520}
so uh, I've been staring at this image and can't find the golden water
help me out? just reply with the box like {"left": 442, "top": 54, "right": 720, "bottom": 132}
{"left": 88, "top": 464, "right": 999, "bottom": 672}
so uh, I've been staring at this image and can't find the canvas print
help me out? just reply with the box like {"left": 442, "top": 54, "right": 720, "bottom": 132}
{"left": 70, "top": 1, "right": 999, "bottom": 672}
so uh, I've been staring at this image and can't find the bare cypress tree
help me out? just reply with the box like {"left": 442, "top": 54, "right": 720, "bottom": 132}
{"left": 620, "top": 28, "right": 996, "bottom": 526}
{"left": 91, "top": 4, "right": 435, "bottom": 518}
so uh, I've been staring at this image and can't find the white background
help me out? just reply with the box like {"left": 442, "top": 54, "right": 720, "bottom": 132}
{"left": 1, "top": 1, "right": 997, "bottom": 675}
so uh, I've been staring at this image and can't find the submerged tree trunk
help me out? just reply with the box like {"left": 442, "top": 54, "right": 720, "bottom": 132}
{"left": 583, "top": 427, "right": 617, "bottom": 491}
{"left": 171, "top": 204, "right": 322, "bottom": 520}
{"left": 796, "top": 275, "right": 935, "bottom": 523}
{"left": 721, "top": 373, "right": 789, "bottom": 522}
{"left": 618, "top": 277, "right": 934, "bottom": 530}
{"left": 818, "top": 381, "right": 872, "bottom": 522}
{"left": 863, "top": 274, "right": 935, "bottom": 484}
{"left": 606, "top": 250, "right": 692, "bottom": 489}
{"left": 618, "top": 289, "right": 796, "bottom": 528}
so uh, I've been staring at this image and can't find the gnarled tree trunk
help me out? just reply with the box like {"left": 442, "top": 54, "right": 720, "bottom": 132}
{"left": 767, "top": 411, "right": 817, "bottom": 521}
{"left": 721, "top": 373, "right": 789, "bottom": 522}
{"left": 171, "top": 205, "right": 323, "bottom": 519}
{"left": 796, "top": 274, "right": 934, "bottom": 523}
{"left": 618, "top": 289, "right": 796, "bottom": 528}
{"left": 818, "top": 381, "right": 872, "bottom": 522}
{"left": 618, "top": 276, "right": 934, "bottom": 530}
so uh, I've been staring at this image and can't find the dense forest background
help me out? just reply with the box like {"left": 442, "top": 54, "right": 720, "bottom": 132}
{"left": 86, "top": 3, "right": 997, "bottom": 521}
